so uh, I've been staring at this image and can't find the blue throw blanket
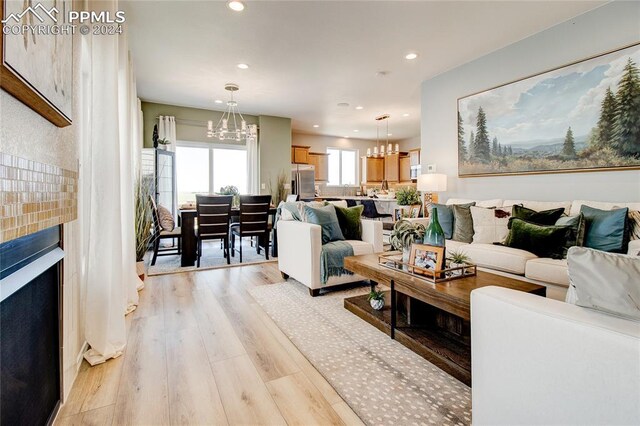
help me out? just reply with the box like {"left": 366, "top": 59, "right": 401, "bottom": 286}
{"left": 320, "top": 241, "right": 354, "bottom": 285}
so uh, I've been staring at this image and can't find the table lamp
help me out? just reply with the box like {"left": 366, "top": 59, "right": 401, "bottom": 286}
{"left": 417, "top": 173, "right": 447, "bottom": 213}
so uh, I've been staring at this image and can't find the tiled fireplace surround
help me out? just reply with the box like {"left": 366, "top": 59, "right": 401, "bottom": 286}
{"left": 0, "top": 153, "right": 78, "bottom": 243}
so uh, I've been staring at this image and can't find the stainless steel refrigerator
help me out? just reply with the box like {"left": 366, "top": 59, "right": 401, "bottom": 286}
{"left": 291, "top": 165, "right": 315, "bottom": 200}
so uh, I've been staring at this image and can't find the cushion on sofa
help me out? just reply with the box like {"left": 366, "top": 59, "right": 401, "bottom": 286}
{"left": 463, "top": 243, "right": 537, "bottom": 275}
{"left": 569, "top": 200, "right": 640, "bottom": 217}
{"left": 304, "top": 204, "right": 345, "bottom": 244}
{"left": 157, "top": 204, "right": 175, "bottom": 231}
{"left": 567, "top": 246, "right": 640, "bottom": 321}
{"left": 452, "top": 204, "right": 474, "bottom": 243}
{"left": 504, "top": 200, "right": 572, "bottom": 215}
{"left": 525, "top": 258, "right": 569, "bottom": 287}
{"left": 627, "top": 210, "right": 640, "bottom": 240}
{"left": 325, "top": 200, "right": 349, "bottom": 209}
{"left": 445, "top": 239, "right": 470, "bottom": 253}
{"left": 446, "top": 198, "right": 502, "bottom": 208}
{"left": 334, "top": 205, "right": 364, "bottom": 240}
{"left": 511, "top": 205, "right": 565, "bottom": 227}
{"left": 580, "top": 205, "right": 628, "bottom": 253}
{"left": 427, "top": 202, "right": 475, "bottom": 239}
{"left": 470, "top": 206, "right": 511, "bottom": 244}
{"left": 504, "top": 218, "right": 574, "bottom": 259}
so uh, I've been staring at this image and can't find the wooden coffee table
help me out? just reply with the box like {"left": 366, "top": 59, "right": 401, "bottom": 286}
{"left": 343, "top": 253, "right": 546, "bottom": 385}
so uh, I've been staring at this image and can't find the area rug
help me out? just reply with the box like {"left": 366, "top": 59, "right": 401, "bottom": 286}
{"left": 147, "top": 239, "right": 276, "bottom": 276}
{"left": 249, "top": 281, "right": 472, "bottom": 426}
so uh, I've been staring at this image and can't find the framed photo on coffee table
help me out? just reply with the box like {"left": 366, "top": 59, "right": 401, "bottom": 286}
{"left": 409, "top": 244, "right": 445, "bottom": 277}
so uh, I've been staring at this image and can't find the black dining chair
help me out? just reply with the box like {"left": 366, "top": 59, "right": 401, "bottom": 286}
{"left": 150, "top": 196, "right": 182, "bottom": 266}
{"left": 230, "top": 195, "right": 272, "bottom": 263}
{"left": 361, "top": 199, "right": 393, "bottom": 220}
{"left": 196, "top": 194, "right": 233, "bottom": 266}
{"left": 346, "top": 199, "right": 358, "bottom": 207}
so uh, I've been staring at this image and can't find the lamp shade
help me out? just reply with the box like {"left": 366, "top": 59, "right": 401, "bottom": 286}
{"left": 417, "top": 173, "right": 447, "bottom": 192}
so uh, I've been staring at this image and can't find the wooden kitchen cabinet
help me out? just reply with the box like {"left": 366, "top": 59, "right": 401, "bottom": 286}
{"left": 409, "top": 149, "right": 421, "bottom": 166}
{"left": 308, "top": 152, "right": 329, "bottom": 181}
{"left": 291, "top": 145, "right": 310, "bottom": 164}
{"left": 361, "top": 156, "right": 384, "bottom": 183}
{"left": 399, "top": 156, "right": 411, "bottom": 182}
{"left": 385, "top": 153, "right": 400, "bottom": 182}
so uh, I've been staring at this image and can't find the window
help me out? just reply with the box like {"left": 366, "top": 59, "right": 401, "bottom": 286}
{"left": 176, "top": 144, "right": 247, "bottom": 204}
{"left": 327, "top": 148, "right": 358, "bottom": 186}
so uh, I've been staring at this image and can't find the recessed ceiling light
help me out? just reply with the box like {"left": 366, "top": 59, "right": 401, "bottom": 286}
{"left": 353, "top": 130, "right": 359, "bottom": 132}
{"left": 313, "top": 124, "right": 319, "bottom": 128}
{"left": 214, "top": 99, "right": 223, "bottom": 104}
{"left": 237, "top": 63, "right": 249, "bottom": 69}
{"left": 355, "top": 106, "right": 364, "bottom": 110}
{"left": 403, "top": 113, "right": 410, "bottom": 117}
{"left": 227, "top": 1, "right": 245, "bottom": 12}
{"left": 337, "top": 102, "right": 350, "bottom": 107}
{"left": 405, "top": 53, "right": 418, "bottom": 60}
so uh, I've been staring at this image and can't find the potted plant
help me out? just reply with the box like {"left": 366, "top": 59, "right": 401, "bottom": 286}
{"left": 269, "top": 170, "right": 288, "bottom": 206}
{"left": 134, "top": 177, "right": 153, "bottom": 280}
{"left": 368, "top": 289, "right": 385, "bottom": 311}
{"left": 447, "top": 250, "right": 471, "bottom": 276}
{"left": 390, "top": 219, "right": 426, "bottom": 263}
{"left": 395, "top": 186, "right": 421, "bottom": 218}
{"left": 157, "top": 137, "right": 171, "bottom": 150}
{"left": 218, "top": 185, "right": 240, "bottom": 207}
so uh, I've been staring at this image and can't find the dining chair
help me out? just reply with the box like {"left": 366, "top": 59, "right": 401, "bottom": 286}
{"left": 360, "top": 199, "right": 393, "bottom": 220}
{"left": 149, "top": 196, "right": 182, "bottom": 266}
{"left": 196, "top": 194, "right": 233, "bottom": 266}
{"left": 230, "top": 195, "right": 272, "bottom": 263}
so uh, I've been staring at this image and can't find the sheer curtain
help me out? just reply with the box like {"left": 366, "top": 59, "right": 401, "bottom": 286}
{"left": 78, "top": 0, "right": 143, "bottom": 366}
{"left": 246, "top": 125, "right": 259, "bottom": 194}
{"left": 158, "top": 116, "right": 177, "bottom": 152}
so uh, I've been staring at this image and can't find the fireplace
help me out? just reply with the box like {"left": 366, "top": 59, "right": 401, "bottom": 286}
{"left": 0, "top": 226, "right": 63, "bottom": 425}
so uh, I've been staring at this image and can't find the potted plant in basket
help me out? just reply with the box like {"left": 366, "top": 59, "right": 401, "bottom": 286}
{"left": 134, "top": 177, "right": 153, "bottom": 281}
{"left": 368, "top": 289, "right": 385, "bottom": 311}
{"left": 395, "top": 186, "right": 422, "bottom": 218}
{"left": 447, "top": 250, "right": 472, "bottom": 276}
{"left": 390, "top": 219, "right": 426, "bottom": 263}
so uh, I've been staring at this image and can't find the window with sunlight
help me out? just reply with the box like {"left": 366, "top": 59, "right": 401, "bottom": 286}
{"left": 327, "top": 148, "right": 357, "bottom": 186}
{"left": 213, "top": 148, "right": 247, "bottom": 193}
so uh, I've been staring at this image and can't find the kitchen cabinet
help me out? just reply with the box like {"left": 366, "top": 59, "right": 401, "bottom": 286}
{"left": 385, "top": 153, "right": 400, "bottom": 182}
{"left": 399, "top": 156, "right": 411, "bottom": 182}
{"left": 409, "top": 149, "right": 421, "bottom": 166}
{"left": 291, "top": 145, "right": 310, "bottom": 164}
{"left": 361, "top": 156, "right": 384, "bottom": 183}
{"left": 308, "top": 152, "right": 329, "bottom": 181}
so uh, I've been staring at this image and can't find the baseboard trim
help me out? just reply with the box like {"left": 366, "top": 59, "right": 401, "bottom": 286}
{"left": 76, "top": 340, "right": 89, "bottom": 370}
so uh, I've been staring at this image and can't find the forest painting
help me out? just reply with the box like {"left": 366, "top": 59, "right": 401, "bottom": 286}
{"left": 457, "top": 43, "right": 640, "bottom": 177}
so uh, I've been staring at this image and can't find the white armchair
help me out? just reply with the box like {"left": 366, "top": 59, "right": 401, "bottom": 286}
{"left": 277, "top": 219, "right": 383, "bottom": 296}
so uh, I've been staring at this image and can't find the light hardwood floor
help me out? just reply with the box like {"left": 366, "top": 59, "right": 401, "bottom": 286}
{"left": 55, "top": 263, "right": 364, "bottom": 426}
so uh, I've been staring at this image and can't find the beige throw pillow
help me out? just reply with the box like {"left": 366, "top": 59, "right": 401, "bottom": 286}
{"left": 470, "top": 206, "right": 511, "bottom": 244}
{"left": 157, "top": 205, "right": 175, "bottom": 231}
{"left": 567, "top": 246, "right": 640, "bottom": 321}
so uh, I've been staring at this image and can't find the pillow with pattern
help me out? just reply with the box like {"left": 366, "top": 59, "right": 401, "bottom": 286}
{"left": 157, "top": 205, "right": 175, "bottom": 231}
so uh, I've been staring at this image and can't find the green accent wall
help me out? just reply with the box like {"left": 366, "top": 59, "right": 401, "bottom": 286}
{"left": 258, "top": 115, "right": 292, "bottom": 195}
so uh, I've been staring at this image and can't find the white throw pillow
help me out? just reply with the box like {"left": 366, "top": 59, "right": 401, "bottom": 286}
{"left": 470, "top": 206, "right": 511, "bottom": 244}
{"left": 326, "top": 200, "right": 348, "bottom": 209}
{"left": 567, "top": 246, "right": 640, "bottom": 321}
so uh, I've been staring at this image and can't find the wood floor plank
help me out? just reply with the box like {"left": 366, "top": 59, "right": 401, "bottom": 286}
{"left": 166, "top": 327, "right": 228, "bottom": 425}
{"left": 211, "top": 355, "right": 286, "bottom": 426}
{"left": 162, "top": 275, "right": 199, "bottom": 333}
{"left": 266, "top": 372, "right": 345, "bottom": 426}
{"left": 133, "top": 277, "right": 164, "bottom": 319}
{"left": 113, "top": 315, "right": 169, "bottom": 426}
{"left": 217, "top": 292, "right": 299, "bottom": 382}
{"left": 332, "top": 401, "right": 365, "bottom": 426}
{"left": 56, "top": 404, "right": 114, "bottom": 426}
{"left": 250, "top": 302, "right": 343, "bottom": 405}
{"left": 193, "top": 288, "right": 246, "bottom": 363}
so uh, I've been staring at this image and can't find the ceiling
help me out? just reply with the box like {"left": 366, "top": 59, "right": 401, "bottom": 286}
{"left": 121, "top": 1, "right": 605, "bottom": 141}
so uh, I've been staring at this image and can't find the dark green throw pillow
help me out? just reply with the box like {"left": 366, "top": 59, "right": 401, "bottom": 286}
{"left": 304, "top": 204, "right": 345, "bottom": 244}
{"left": 510, "top": 205, "right": 565, "bottom": 227}
{"left": 451, "top": 204, "right": 474, "bottom": 243}
{"left": 555, "top": 213, "right": 585, "bottom": 258}
{"left": 580, "top": 205, "right": 629, "bottom": 253}
{"left": 334, "top": 205, "right": 364, "bottom": 240}
{"left": 504, "top": 218, "right": 574, "bottom": 259}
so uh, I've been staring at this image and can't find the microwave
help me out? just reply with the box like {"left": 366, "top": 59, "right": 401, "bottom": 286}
{"left": 410, "top": 164, "right": 421, "bottom": 180}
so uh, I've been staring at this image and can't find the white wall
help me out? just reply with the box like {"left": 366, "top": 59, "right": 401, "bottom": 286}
{"left": 421, "top": 1, "right": 640, "bottom": 203}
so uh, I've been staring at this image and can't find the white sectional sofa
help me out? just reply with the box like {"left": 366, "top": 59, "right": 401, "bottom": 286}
{"left": 277, "top": 219, "right": 383, "bottom": 296}
{"left": 436, "top": 199, "right": 640, "bottom": 300}
{"left": 471, "top": 286, "right": 640, "bottom": 425}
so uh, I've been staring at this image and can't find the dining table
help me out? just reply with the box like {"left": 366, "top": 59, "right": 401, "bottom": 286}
{"left": 178, "top": 206, "right": 278, "bottom": 267}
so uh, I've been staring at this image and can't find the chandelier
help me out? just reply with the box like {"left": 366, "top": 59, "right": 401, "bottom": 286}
{"left": 367, "top": 114, "right": 399, "bottom": 157}
{"left": 207, "top": 83, "right": 257, "bottom": 142}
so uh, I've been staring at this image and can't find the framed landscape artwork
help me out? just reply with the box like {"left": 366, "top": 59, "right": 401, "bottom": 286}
{"left": 457, "top": 43, "right": 640, "bottom": 177}
{"left": 0, "top": 0, "right": 72, "bottom": 127}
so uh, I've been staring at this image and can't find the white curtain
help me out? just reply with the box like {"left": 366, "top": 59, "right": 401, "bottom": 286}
{"left": 158, "top": 116, "right": 177, "bottom": 152}
{"left": 247, "top": 125, "right": 259, "bottom": 194}
{"left": 78, "top": 0, "right": 143, "bottom": 366}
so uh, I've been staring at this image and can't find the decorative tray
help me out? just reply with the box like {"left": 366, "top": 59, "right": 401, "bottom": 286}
{"left": 377, "top": 252, "right": 477, "bottom": 284}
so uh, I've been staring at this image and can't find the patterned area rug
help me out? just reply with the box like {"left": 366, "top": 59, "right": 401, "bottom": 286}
{"left": 250, "top": 281, "right": 472, "bottom": 426}
{"left": 147, "top": 239, "right": 276, "bottom": 276}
